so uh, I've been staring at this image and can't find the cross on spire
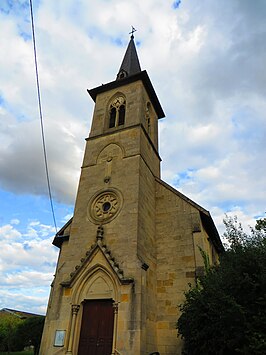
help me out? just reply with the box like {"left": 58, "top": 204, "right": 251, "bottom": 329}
{"left": 129, "top": 26, "right": 137, "bottom": 39}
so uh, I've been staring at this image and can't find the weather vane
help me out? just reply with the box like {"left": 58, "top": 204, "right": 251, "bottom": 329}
{"left": 129, "top": 26, "right": 137, "bottom": 38}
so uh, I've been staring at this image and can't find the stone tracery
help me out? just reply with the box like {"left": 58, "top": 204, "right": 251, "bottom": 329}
{"left": 109, "top": 95, "right": 126, "bottom": 128}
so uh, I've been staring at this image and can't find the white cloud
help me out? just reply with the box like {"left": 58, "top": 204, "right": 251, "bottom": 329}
{"left": 3, "top": 270, "right": 53, "bottom": 288}
{"left": 25, "top": 221, "right": 56, "bottom": 238}
{"left": 0, "top": 0, "right": 266, "bottom": 312}
{"left": 0, "top": 236, "right": 57, "bottom": 272}
{"left": 0, "top": 218, "right": 57, "bottom": 312}
{"left": 1, "top": 0, "right": 265, "bottom": 214}
{"left": 0, "top": 289, "right": 49, "bottom": 315}
{"left": 212, "top": 207, "right": 259, "bottom": 237}
{"left": 0, "top": 224, "right": 22, "bottom": 240}
{"left": 61, "top": 213, "right": 73, "bottom": 224}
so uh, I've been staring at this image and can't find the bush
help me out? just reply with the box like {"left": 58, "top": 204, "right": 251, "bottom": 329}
{"left": 177, "top": 216, "right": 266, "bottom": 354}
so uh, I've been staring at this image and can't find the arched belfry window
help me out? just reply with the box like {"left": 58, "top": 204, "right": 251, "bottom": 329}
{"left": 108, "top": 96, "right": 126, "bottom": 128}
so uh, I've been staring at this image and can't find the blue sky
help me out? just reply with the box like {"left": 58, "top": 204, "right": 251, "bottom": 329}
{"left": 0, "top": 0, "right": 265, "bottom": 314}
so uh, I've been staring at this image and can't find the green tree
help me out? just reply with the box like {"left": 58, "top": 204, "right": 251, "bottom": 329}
{"left": 255, "top": 217, "right": 266, "bottom": 232}
{"left": 0, "top": 314, "right": 23, "bottom": 353}
{"left": 177, "top": 216, "right": 266, "bottom": 355}
{"left": 15, "top": 316, "right": 45, "bottom": 355}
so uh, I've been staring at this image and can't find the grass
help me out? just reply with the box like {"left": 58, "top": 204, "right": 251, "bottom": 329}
{"left": 0, "top": 351, "right": 34, "bottom": 355}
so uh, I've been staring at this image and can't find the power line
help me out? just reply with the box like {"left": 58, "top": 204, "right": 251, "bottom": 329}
{"left": 29, "top": 0, "right": 57, "bottom": 232}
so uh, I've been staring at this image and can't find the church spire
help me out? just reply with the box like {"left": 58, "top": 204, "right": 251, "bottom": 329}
{"left": 116, "top": 29, "right": 141, "bottom": 80}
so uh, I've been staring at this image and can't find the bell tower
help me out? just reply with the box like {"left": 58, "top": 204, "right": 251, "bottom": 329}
{"left": 40, "top": 34, "right": 165, "bottom": 355}
{"left": 87, "top": 34, "right": 163, "bottom": 168}
{"left": 70, "top": 35, "right": 164, "bottom": 353}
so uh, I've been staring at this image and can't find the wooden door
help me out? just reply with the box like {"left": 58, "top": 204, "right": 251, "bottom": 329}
{"left": 78, "top": 299, "right": 114, "bottom": 355}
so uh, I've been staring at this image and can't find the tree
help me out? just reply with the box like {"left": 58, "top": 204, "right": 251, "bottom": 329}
{"left": 15, "top": 316, "right": 45, "bottom": 355}
{"left": 255, "top": 217, "right": 266, "bottom": 233}
{"left": 0, "top": 314, "right": 23, "bottom": 353}
{"left": 177, "top": 216, "right": 266, "bottom": 355}
{"left": 0, "top": 313, "right": 45, "bottom": 354}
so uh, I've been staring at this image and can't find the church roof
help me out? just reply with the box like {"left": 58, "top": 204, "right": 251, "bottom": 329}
{"left": 88, "top": 71, "right": 165, "bottom": 119}
{"left": 53, "top": 217, "right": 72, "bottom": 248}
{"left": 0, "top": 308, "right": 42, "bottom": 319}
{"left": 116, "top": 35, "right": 141, "bottom": 79}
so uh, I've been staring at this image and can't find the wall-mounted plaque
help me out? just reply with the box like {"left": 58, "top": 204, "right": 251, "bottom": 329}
{"left": 54, "top": 330, "right": 66, "bottom": 347}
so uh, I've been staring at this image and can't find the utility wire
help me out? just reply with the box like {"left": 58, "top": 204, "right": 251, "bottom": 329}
{"left": 29, "top": 0, "right": 57, "bottom": 232}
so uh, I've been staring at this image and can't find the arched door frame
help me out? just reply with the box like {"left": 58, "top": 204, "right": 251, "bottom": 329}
{"left": 67, "top": 264, "right": 120, "bottom": 355}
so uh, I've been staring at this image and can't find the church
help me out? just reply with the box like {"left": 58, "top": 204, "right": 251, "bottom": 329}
{"left": 40, "top": 34, "right": 223, "bottom": 355}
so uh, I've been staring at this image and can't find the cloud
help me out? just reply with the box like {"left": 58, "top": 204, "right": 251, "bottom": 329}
{"left": 1, "top": 0, "right": 265, "bottom": 221}
{"left": 0, "top": 235, "right": 57, "bottom": 272}
{"left": 10, "top": 218, "right": 20, "bottom": 225}
{"left": 0, "top": 224, "right": 22, "bottom": 240}
{"left": 1, "top": 0, "right": 264, "bottom": 215}
{"left": 156, "top": 0, "right": 266, "bottom": 225}
{"left": 0, "top": 219, "right": 57, "bottom": 312}
{"left": 2, "top": 270, "right": 53, "bottom": 288}
{"left": 0, "top": 0, "right": 266, "bottom": 312}
{"left": 0, "top": 289, "right": 49, "bottom": 315}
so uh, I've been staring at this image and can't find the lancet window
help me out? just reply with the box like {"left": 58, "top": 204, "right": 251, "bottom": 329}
{"left": 108, "top": 96, "right": 126, "bottom": 128}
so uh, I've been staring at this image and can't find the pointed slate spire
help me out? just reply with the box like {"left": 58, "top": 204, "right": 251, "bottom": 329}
{"left": 88, "top": 28, "right": 165, "bottom": 119}
{"left": 116, "top": 33, "right": 141, "bottom": 80}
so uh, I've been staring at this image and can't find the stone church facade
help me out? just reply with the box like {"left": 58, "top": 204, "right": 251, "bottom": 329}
{"left": 40, "top": 35, "right": 223, "bottom": 355}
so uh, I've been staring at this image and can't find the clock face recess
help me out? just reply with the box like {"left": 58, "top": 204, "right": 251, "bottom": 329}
{"left": 87, "top": 189, "right": 123, "bottom": 224}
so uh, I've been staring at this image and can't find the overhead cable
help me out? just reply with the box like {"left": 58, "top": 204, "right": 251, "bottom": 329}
{"left": 29, "top": 0, "right": 57, "bottom": 232}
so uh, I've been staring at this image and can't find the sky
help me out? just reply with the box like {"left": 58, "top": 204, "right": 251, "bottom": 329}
{"left": 0, "top": 0, "right": 265, "bottom": 314}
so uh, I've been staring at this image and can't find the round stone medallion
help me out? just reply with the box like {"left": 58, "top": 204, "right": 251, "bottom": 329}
{"left": 88, "top": 189, "right": 122, "bottom": 224}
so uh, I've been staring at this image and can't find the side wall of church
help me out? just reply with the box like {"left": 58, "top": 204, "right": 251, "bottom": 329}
{"left": 193, "top": 223, "right": 219, "bottom": 267}
{"left": 155, "top": 180, "right": 218, "bottom": 355}
{"left": 155, "top": 180, "right": 195, "bottom": 354}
